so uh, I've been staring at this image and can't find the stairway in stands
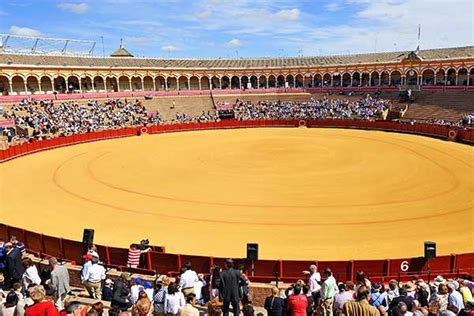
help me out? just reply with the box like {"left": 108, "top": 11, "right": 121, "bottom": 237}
{"left": 401, "top": 91, "right": 474, "bottom": 121}
{"left": 142, "top": 94, "right": 215, "bottom": 121}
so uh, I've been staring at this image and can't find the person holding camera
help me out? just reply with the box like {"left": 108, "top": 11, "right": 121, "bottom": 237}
{"left": 127, "top": 241, "right": 151, "bottom": 269}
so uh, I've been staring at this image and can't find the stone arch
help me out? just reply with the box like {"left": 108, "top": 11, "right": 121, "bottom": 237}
{"left": 380, "top": 71, "right": 389, "bottom": 86}
{"left": 352, "top": 72, "right": 360, "bottom": 87}
{"left": 435, "top": 69, "right": 445, "bottom": 85}
{"left": 470, "top": 68, "right": 474, "bottom": 86}
{"left": 458, "top": 68, "right": 468, "bottom": 86}
{"left": 322, "top": 73, "right": 331, "bottom": 86}
{"left": 92, "top": 76, "right": 104, "bottom": 91}
{"left": 231, "top": 76, "right": 240, "bottom": 89}
{"left": 422, "top": 69, "right": 435, "bottom": 85}
{"left": 314, "top": 74, "right": 322, "bottom": 87}
{"left": 67, "top": 75, "right": 80, "bottom": 92}
{"left": 295, "top": 74, "right": 304, "bottom": 88}
{"left": 303, "top": 74, "right": 312, "bottom": 87}
{"left": 155, "top": 76, "right": 166, "bottom": 90}
{"left": 143, "top": 76, "right": 154, "bottom": 91}
{"left": 342, "top": 73, "right": 351, "bottom": 87}
{"left": 276, "top": 75, "right": 285, "bottom": 88}
{"left": 221, "top": 76, "right": 230, "bottom": 89}
{"left": 405, "top": 69, "right": 418, "bottom": 85}
{"left": 241, "top": 76, "right": 249, "bottom": 89}
{"left": 80, "top": 76, "right": 93, "bottom": 92}
{"left": 360, "top": 73, "right": 370, "bottom": 86}
{"left": 286, "top": 74, "right": 295, "bottom": 88}
{"left": 250, "top": 75, "right": 258, "bottom": 89}
{"left": 211, "top": 76, "right": 220, "bottom": 89}
{"left": 258, "top": 75, "right": 267, "bottom": 88}
{"left": 178, "top": 76, "right": 188, "bottom": 90}
{"left": 53, "top": 76, "right": 67, "bottom": 93}
{"left": 370, "top": 71, "right": 380, "bottom": 86}
{"left": 26, "top": 76, "right": 40, "bottom": 94}
{"left": 446, "top": 68, "right": 456, "bottom": 86}
{"left": 105, "top": 77, "right": 118, "bottom": 92}
{"left": 167, "top": 77, "right": 177, "bottom": 90}
{"left": 332, "top": 73, "right": 342, "bottom": 87}
{"left": 390, "top": 71, "right": 401, "bottom": 85}
{"left": 11, "top": 75, "right": 25, "bottom": 95}
{"left": 0, "top": 75, "right": 10, "bottom": 95}
{"left": 268, "top": 75, "right": 276, "bottom": 88}
{"left": 201, "top": 76, "right": 211, "bottom": 90}
{"left": 40, "top": 76, "right": 53, "bottom": 93}
{"left": 118, "top": 75, "right": 130, "bottom": 91}
{"left": 189, "top": 76, "right": 200, "bottom": 90}
{"left": 131, "top": 76, "right": 142, "bottom": 91}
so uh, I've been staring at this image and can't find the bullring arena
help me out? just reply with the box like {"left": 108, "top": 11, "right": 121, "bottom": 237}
{"left": 1, "top": 126, "right": 473, "bottom": 261}
{"left": 1, "top": 38, "right": 474, "bottom": 312}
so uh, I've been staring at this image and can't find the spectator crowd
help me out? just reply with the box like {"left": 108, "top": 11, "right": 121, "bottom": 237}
{"left": 1, "top": 236, "right": 473, "bottom": 316}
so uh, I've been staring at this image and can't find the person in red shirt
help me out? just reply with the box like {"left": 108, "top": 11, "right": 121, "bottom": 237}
{"left": 287, "top": 285, "right": 308, "bottom": 316}
{"left": 24, "top": 285, "right": 60, "bottom": 316}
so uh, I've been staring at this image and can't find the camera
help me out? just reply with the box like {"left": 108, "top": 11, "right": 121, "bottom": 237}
{"left": 139, "top": 239, "right": 150, "bottom": 250}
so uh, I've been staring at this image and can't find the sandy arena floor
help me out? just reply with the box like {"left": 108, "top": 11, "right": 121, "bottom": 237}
{"left": 1, "top": 128, "right": 473, "bottom": 260}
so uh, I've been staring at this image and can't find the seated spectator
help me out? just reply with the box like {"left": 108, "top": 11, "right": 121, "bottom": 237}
{"left": 179, "top": 292, "right": 200, "bottom": 316}
{"left": 24, "top": 285, "right": 59, "bottom": 316}
{"left": 2, "top": 291, "right": 19, "bottom": 316}
{"left": 102, "top": 279, "right": 114, "bottom": 302}
{"left": 164, "top": 283, "right": 185, "bottom": 315}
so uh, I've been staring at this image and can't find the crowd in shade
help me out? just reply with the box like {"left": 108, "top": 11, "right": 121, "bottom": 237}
{"left": 1, "top": 237, "right": 473, "bottom": 316}
{"left": 232, "top": 95, "right": 391, "bottom": 121}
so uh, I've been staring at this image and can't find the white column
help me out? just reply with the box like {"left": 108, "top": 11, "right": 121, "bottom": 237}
{"left": 368, "top": 74, "right": 371, "bottom": 86}
{"left": 312, "top": 76, "right": 315, "bottom": 87}
{"left": 350, "top": 75, "right": 353, "bottom": 87}
{"left": 24, "top": 80, "right": 28, "bottom": 95}
{"left": 330, "top": 75, "right": 333, "bottom": 87}
{"left": 141, "top": 78, "right": 144, "bottom": 91}
{"left": 38, "top": 78, "right": 42, "bottom": 94}
{"left": 8, "top": 79, "right": 13, "bottom": 95}
{"left": 165, "top": 79, "right": 168, "bottom": 90}
{"left": 152, "top": 78, "right": 156, "bottom": 91}
{"left": 198, "top": 78, "right": 202, "bottom": 90}
{"left": 78, "top": 79, "right": 82, "bottom": 93}
{"left": 177, "top": 78, "right": 180, "bottom": 90}
{"left": 467, "top": 73, "right": 470, "bottom": 86}
{"left": 219, "top": 78, "right": 222, "bottom": 89}
{"left": 104, "top": 78, "right": 107, "bottom": 92}
{"left": 378, "top": 76, "right": 382, "bottom": 86}
{"left": 266, "top": 78, "right": 269, "bottom": 89}
{"left": 187, "top": 78, "right": 191, "bottom": 90}
{"left": 455, "top": 73, "right": 459, "bottom": 86}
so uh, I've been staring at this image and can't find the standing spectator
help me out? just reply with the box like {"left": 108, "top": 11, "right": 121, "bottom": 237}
{"left": 48, "top": 257, "right": 70, "bottom": 310}
{"left": 83, "top": 256, "right": 106, "bottom": 299}
{"left": 458, "top": 280, "right": 473, "bottom": 305}
{"left": 132, "top": 291, "right": 152, "bottom": 316}
{"left": 102, "top": 279, "right": 114, "bottom": 302}
{"left": 431, "top": 284, "right": 449, "bottom": 312}
{"left": 390, "top": 287, "right": 415, "bottom": 312}
{"left": 219, "top": 259, "right": 245, "bottom": 316}
{"left": 193, "top": 274, "right": 206, "bottom": 305}
{"left": 2, "top": 291, "right": 18, "bottom": 316}
{"left": 387, "top": 280, "right": 400, "bottom": 305}
{"left": 209, "top": 264, "right": 221, "bottom": 300}
{"left": 5, "top": 242, "right": 25, "bottom": 289}
{"left": 9, "top": 236, "right": 25, "bottom": 255}
{"left": 343, "top": 286, "right": 379, "bottom": 316}
{"left": 287, "top": 285, "right": 308, "bottom": 316}
{"left": 179, "top": 293, "right": 200, "bottom": 316}
{"left": 153, "top": 276, "right": 170, "bottom": 314}
{"left": 334, "top": 283, "right": 354, "bottom": 315}
{"left": 111, "top": 272, "right": 133, "bottom": 311}
{"left": 24, "top": 285, "right": 59, "bottom": 316}
{"left": 179, "top": 262, "right": 199, "bottom": 296}
{"left": 21, "top": 257, "right": 41, "bottom": 292}
{"left": 131, "top": 278, "right": 144, "bottom": 304}
{"left": 355, "top": 272, "right": 371, "bottom": 292}
{"left": 81, "top": 254, "right": 93, "bottom": 284}
{"left": 369, "top": 284, "right": 388, "bottom": 308}
{"left": 127, "top": 244, "right": 150, "bottom": 269}
{"left": 307, "top": 264, "right": 321, "bottom": 304}
{"left": 321, "top": 268, "right": 338, "bottom": 316}
{"left": 264, "top": 286, "right": 285, "bottom": 316}
{"left": 447, "top": 282, "right": 464, "bottom": 315}
{"left": 164, "top": 283, "right": 185, "bottom": 315}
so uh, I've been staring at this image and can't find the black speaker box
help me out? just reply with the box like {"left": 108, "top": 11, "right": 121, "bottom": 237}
{"left": 424, "top": 241, "right": 436, "bottom": 260}
{"left": 82, "top": 228, "right": 95, "bottom": 250}
{"left": 247, "top": 243, "right": 259, "bottom": 261}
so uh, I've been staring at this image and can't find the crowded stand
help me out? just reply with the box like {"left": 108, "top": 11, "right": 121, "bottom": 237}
{"left": 0, "top": 237, "right": 473, "bottom": 315}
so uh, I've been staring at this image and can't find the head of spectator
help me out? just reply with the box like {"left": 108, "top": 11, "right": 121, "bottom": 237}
{"left": 225, "top": 259, "right": 234, "bottom": 269}
{"left": 143, "top": 281, "right": 152, "bottom": 290}
{"left": 396, "top": 301, "right": 409, "bottom": 315}
{"left": 427, "top": 301, "right": 440, "bottom": 316}
{"left": 378, "top": 305, "right": 388, "bottom": 316}
{"left": 293, "top": 285, "right": 302, "bottom": 296}
{"left": 372, "top": 283, "right": 383, "bottom": 293}
{"left": 9, "top": 235, "right": 18, "bottom": 246}
{"left": 324, "top": 268, "right": 332, "bottom": 277}
{"left": 310, "top": 264, "right": 318, "bottom": 274}
{"left": 346, "top": 281, "right": 355, "bottom": 292}
{"left": 446, "top": 282, "right": 456, "bottom": 294}
{"left": 156, "top": 275, "right": 170, "bottom": 288}
{"left": 30, "top": 285, "right": 46, "bottom": 303}
{"left": 82, "top": 253, "right": 93, "bottom": 263}
{"left": 438, "top": 284, "right": 448, "bottom": 295}
{"left": 48, "top": 257, "right": 58, "bottom": 270}
{"left": 66, "top": 300, "right": 86, "bottom": 315}
{"left": 183, "top": 261, "right": 192, "bottom": 271}
{"left": 242, "top": 303, "right": 255, "bottom": 316}
{"left": 389, "top": 280, "right": 399, "bottom": 291}
{"left": 135, "top": 293, "right": 152, "bottom": 315}
{"left": 186, "top": 292, "right": 197, "bottom": 305}
{"left": 356, "top": 271, "right": 367, "bottom": 284}
{"left": 356, "top": 286, "right": 371, "bottom": 302}
{"left": 22, "top": 257, "right": 35, "bottom": 269}
{"left": 87, "top": 301, "right": 104, "bottom": 316}
{"left": 405, "top": 281, "right": 416, "bottom": 293}
{"left": 104, "top": 279, "right": 113, "bottom": 288}
{"left": 398, "top": 287, "right": 407, "bottom": 297}
{"left": 133, "top": 277, "right": 142, "bottom": 286}
{"left": 338, "top": 283, "right": 347, "bottom": 292}
{"left": 4, "top": 291, "right": 19, "bottom": 308}
{"left": 270, "top": 286, "right": 279, "bottom": 297}
{"left": 167, "top": 283, "right": 179, "bottom": 295}
{"left": 120, "top": 272, "right": 132, "bottom": 284}
{"left": 4, "top": 242, "right": 13, "bottom": 253}
{"left": 91, "top": 256, "right": 99, "bottom": 264}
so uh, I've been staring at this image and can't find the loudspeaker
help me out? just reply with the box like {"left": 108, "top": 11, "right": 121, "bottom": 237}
{"left": 424, "top": 241, "right": 436, "bottom": 260}
{"left": 82, "top": 229, "right": 95, "bottom": 251}
{"left": 247, "top": 243, "right": 259, "bottom": 261}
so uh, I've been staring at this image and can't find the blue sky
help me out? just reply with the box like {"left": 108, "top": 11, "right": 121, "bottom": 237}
{"left": 0, "top": 0, "right": 472, "bottom": 58}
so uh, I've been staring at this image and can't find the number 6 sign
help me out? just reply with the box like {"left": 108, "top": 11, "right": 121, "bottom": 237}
{"left": 400, "top": 261, "right": 409, "bottom": 272}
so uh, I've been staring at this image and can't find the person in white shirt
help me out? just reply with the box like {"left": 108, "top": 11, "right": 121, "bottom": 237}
{"left": 81, "top": 254, "right": 93, "bottom": 283}
{"left": 194, "top": 274, "right": 207, "bottom": 304}
{"left": 83, "top": 256, "right": 106, "bottom": 299}
{"left": 143, "top": 281, "right": 154, "bottom": 302}
{"left": 165, "top": 283, "right": 185, "bottom": 315}
{"left": 21, "top": 257, "right": 41, "bottom": 291}
{"left": 179, "top": 262, "right": 199, "bottom": 296}
{"left": 307, "top": 263, "right": 322, "bottom": 306}
{"left": 130, "top": 278, "right": 144, "bottom": 304}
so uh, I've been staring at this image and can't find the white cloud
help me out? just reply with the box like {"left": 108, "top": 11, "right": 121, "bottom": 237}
{"left": 57, "top": 3, "right": 89, "bottom": 14}
{"left": 195, "top": 8, "right": 212, "bottom": 20}
{"left": 8, "top": 26, "right": 42, "bottom": 37}
{"left": 275, "top": 8, "right": 300, "bottom": 20}
{"left": 225, "top": 39, "right": 243, "bottom": 48}
{"left": 325, "top": 3, "right": 342, "bottom": 11}
{"left": 161, "top": 45, "right": 180, "bottom": 52}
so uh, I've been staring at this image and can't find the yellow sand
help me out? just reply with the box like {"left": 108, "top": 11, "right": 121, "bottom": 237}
{"left": 1, "top": 128, "right": 473, "bottom": 260}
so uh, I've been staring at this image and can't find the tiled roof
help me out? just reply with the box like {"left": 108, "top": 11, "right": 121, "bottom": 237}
{"left": 0, "top": 46, "right": 472, "bottom": 69}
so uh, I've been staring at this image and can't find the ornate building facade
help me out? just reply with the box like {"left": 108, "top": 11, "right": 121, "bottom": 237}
{"left": 0, "top": 46, "right": 473, "bottom": 96}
